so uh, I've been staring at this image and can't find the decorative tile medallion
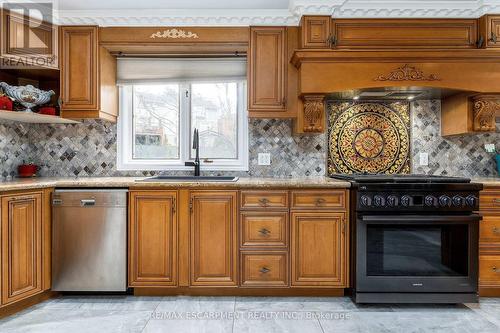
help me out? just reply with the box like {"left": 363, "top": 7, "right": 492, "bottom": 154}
{"left": 328, "top": 101, "right": 411, "bottom": 174}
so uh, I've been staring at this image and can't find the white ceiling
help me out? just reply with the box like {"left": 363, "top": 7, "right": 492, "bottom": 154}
{"left": 58, "top": 0, "right": 291, "bottom": 10}
{"left": 52, "top": 0, "right": 500, "bottom": 26}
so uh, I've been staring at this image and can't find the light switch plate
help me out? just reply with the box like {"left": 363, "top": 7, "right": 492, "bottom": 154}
{"left": 258, "top": 153, "right": 271, "bottom": 166}
{"left": 419, "top": 153, "right": 429, "bottom": 166}
{"left": 485, "top": 143, "right": 496, "bottom": 153}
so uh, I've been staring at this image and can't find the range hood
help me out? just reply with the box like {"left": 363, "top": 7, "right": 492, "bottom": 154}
{"left": 291, "top": 50, "right": 500, "bottom": 135}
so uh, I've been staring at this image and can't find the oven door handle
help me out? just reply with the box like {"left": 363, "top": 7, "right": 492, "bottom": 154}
{"left": 360, "top": 214, "right": 481, "bottom": 223}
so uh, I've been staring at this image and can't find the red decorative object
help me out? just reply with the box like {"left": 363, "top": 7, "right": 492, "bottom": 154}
{"left": 0, "top": 95, "right": 13, "bottom": 111}
{"left": 18, "top": 164, "right": 38, "bottom": 178}
{"left": 38, "top": 106, "right": 57, "bottom": 116}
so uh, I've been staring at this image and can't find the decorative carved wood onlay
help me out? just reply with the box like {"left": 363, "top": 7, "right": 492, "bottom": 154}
{"left": 150, "top": 29, "right": 199, "bottom": 39}
{"left": 302, "top": 95, "right": 325, "bottom": 133}
{"left": 374, "top": 64, "right": 441, "bottom": 81}
{"left": 472, "top": 95, "right": 499, "bottom": 132}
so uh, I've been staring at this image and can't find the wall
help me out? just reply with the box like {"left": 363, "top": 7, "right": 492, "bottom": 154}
{"left": 0, "top": 99, "right": 498, "bottom": 178}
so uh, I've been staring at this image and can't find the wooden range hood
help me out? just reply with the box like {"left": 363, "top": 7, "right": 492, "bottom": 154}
{"left": 292, "top": 49, "right": 500, "bottom": 136}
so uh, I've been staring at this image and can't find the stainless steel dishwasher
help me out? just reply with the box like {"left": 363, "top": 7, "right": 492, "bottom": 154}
{"left": 52, "top": 189, "right": 128, "bottom": 292}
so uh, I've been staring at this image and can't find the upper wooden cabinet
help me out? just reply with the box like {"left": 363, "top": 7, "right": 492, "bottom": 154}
{"left": 300, "top": 16, "right": 332, "bottom": 49}
{"left": 248, "top": 27, "right": 287, "bottom": 116}
{"left": 1, "top": 192, "right": 43, "bottom": 305}
{"left": 190, "top": 191, "right": 238, "bottom": 287}
{"left": 479, "top": 15, "right": 500, "bottom": 48}
{"left": 60, "top": 26, "right": 118, "bottom": 122}
{"left": 329, "top": 19, "right": 478, "bottom": 49}
{"left": 1, "top": 10, "right": 58, "bottom": 69}
{"left": 128, "top": 191, "right": 178, "bottom": 287}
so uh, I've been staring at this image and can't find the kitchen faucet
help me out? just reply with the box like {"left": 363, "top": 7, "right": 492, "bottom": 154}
{"left": 185, "top": 128, "right": 200, "bottom": 176}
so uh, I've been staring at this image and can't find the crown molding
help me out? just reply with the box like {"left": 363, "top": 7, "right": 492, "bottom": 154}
{"left": 54, "top": 0, "right": 500, "bottom": 26}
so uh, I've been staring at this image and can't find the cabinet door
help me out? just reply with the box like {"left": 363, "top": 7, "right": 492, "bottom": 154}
{"left": 486, "top": 16, "right": 500, "bottom": 48}
{"left": 190, "top": 191, "right": 237, "bottom": 286}
{"left": 291, "top": 212, "right": 346, "bottom": 287}
{"left": 248, "top": 27, "right": 287, "bottom": 113}
{"left": 60, "top": 26, "right": 98, "bottom": 110}
{"left": 129, "top": 191, "right": 177, "bottom": 286}
{"left": 300, "top": 16, "right": 332, "bottom": 49}
{"left": 1, "top": 193, "right": 42, "bottom": 305}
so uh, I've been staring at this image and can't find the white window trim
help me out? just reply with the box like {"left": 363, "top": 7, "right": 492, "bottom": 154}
{"left": 117, "top": 82, "right": 249, "bottom": 171}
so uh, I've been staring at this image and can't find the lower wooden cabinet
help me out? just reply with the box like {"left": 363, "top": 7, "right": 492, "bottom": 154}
{"left": 241, "top": 251, "right": 288, "bottom": 287}
{"left": 190, "top": 191, "right": 238, "bottom": 287}
{"left": 128, "top": 191, "right": 178, "bottom": 287}
{"left": 0, "top": 190, "right": 51, "bottom": 307}
{"left": 291, "top": 211, "right": 347, "bottom": 287}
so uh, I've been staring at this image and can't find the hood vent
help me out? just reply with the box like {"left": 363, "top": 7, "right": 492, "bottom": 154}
{"left": 356, "top": 91, "right": 424, "bottom": 100}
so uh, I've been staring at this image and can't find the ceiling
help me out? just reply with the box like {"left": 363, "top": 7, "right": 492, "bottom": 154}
{"left": 51, "top": 0, "right": 500, "bottom": 26}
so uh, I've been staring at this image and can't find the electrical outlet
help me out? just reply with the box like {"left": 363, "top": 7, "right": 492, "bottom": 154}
{"left": 258, "top": 153, "right": 271, "bottom": 166}
{"left": 485, "top": 143, "right": 496, "bottom": 153}
{"left": 419, "top": 153, "right": 429, "bottom": 166}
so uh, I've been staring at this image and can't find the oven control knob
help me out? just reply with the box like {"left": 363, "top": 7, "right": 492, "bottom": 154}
{"left": 386, "top": 195, "right": 398, "bottom": 207}
{"left": 439, "top": 195, "right": 451, "bottom": 207}
{"left": 400, "top": 195, "right": 411, "bottom": 207}
{"left": 452, "top": 195, "right": 465, "bottom": 207}
{"left": 360, "top": 195, "right": 372, "bottom": 207}
{"left": 466, "top": 195, "right": 478, "bottom": 207}
{"left": 373, "top": 195, "right": 385, "bottom": 207}
{"left": 425, "top": 195, "right": 437, "bottom": 207}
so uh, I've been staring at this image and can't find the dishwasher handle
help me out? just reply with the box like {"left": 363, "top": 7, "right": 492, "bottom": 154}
{"left": 80, "top": 199, "right": 96, "bottom": 207}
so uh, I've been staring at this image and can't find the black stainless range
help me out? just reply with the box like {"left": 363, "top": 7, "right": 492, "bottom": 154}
{"left": 331, "top": 174, "right": 483, "bottom": 304}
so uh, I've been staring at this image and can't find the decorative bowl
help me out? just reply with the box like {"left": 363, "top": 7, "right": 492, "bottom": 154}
{"left": 0, "top": 82, "right": 54, "bottom": 113}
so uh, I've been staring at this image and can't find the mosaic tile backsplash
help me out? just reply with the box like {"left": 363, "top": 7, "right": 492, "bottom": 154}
{"left": 0, "top": 100, "right": 498, "bottom": 178}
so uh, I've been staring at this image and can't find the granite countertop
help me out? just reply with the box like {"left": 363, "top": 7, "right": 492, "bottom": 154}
{"left": 0, "top": 176, "right": 352, "bottom": 192}
{"left": 471, "top": 177, "right": 500, "bottom": 188}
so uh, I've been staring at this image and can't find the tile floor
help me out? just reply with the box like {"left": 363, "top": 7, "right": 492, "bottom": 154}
{"left": 1, "top": 296, "right": 500, "bottom": 333}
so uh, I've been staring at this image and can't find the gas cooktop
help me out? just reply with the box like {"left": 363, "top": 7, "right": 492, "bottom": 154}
{"left": 330, "top": 174, "right": 470, "bottom": 184}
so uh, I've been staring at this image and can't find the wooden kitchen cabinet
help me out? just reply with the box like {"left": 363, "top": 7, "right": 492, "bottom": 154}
{"left": 479, "top": 15, "right": 500, "bottom": 48}
{"left": 479, "top": 186, "right": 500, "bottom": 296}
{"left": 60, "top": 26, "right": 118, "bottom": 122}
{"left": 1, "top": 10, "right": 58, "bottom": 69}
{"left": 248, "top": 27, "right": 287, "bottom": 116}
{"left": 190, "top": 191, "right": 238, "bottom": 286}
{"left": 300, "top": 16, "right": 332, "bottom": 49}
{"left": 291, "top": 211, "right": 347, "bottom": 287}
{"left": 128, "top": 191, "right": 178, "bottom": 287}
{"left": 1, "top": 192, "right": 43, "bottom": 305}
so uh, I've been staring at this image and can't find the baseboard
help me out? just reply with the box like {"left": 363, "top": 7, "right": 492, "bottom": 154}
{"left": 133, "top": 287, "right": 345, "bottom": 297}
{"left": 0, "top": 290, "right": 58, "bottom": 319}
{"left": 479, "top": 287, "right": 500, "bottom": 297}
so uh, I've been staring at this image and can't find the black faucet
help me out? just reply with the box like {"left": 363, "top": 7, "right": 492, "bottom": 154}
{"left": 185, "top": 128, "right": 200, "bottom": 176}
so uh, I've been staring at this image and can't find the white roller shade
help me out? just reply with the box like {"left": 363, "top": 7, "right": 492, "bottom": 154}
{"left": 117, "top": 57, "right": 247, "bottom": 85}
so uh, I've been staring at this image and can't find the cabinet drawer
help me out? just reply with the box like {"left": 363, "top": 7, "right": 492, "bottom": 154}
{"left": 291, "top": 190, "right": 345, "bottom": 210}
{"left": 480, "top": 213, "right": 500, "bottom": 243}
{"left": 241, "top": 211, "right": 288, "bottom": 248}
{"left": 480, "top": 190, "right": 500, "bottom": 211}
{"left": 240, "top": 191, "right": 288, "bottom": 209}
{"left": 480, "top": 255, "right": 500, "bottom": 287}
{"left": 241, "top": 252, "right": 288, "bottom": 287}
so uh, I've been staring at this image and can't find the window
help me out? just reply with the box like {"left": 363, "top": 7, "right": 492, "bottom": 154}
{"left": 117, "top": 80, "right": 248, "bottom": 171}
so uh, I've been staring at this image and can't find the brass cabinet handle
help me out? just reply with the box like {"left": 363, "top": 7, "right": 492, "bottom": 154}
{"left": 259, "top": 228, "right": 270, "bottom": 236}
{"left": 493, "top": 227, "right": 499, "bottom": 234}
{"left": 490, "top": 32, "right": 497, "bottom": 43}
{"left": 493, "top": 266, "right": 499, "bottom": 273}
{"left": 315, "top": 198, "right": 326, "bottom": 206}
{"left": 259, "top": 267, "right": 270, "bottom": 274}
{"left": 258, "top": 198, "right": 270, "bottom": 206}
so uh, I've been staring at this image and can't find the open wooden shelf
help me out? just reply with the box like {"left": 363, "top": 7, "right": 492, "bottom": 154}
{"left": 0, "top": 110, "right": 79, "bottom": 124}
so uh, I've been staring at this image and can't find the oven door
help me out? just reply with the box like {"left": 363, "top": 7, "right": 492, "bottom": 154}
{"left": 356, "top": 214, "right": 479, "bottom": 293}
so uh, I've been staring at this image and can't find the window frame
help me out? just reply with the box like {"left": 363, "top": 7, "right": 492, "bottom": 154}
{"left": 117, "top": 80, "right": 249, "bottom": 171}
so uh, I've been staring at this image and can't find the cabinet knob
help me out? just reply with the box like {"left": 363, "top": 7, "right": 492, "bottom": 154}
{"left": 490, "top": 32, "right": 498, "bottom": 43}
{"left": 315, "top": 198, "right": 326, "bottom": 206}
{"left": 259, "top": 267, "right": 270, "bottom": 274}
{"left": 493, "top": 266, "right": 499, "bottom": 273}
{"left": 493, "top": 227, "right": 499, "bottom": 234}
{"left": 259, "top": 228, "right": 270, "bottom": 236}
{"left": 258, "top": 198, "right": 270, "bottom": 206}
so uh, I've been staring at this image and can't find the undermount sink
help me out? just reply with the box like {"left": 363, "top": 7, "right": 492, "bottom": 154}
{"left": 137, "top": 176, "right": 239, "bottom": 182}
